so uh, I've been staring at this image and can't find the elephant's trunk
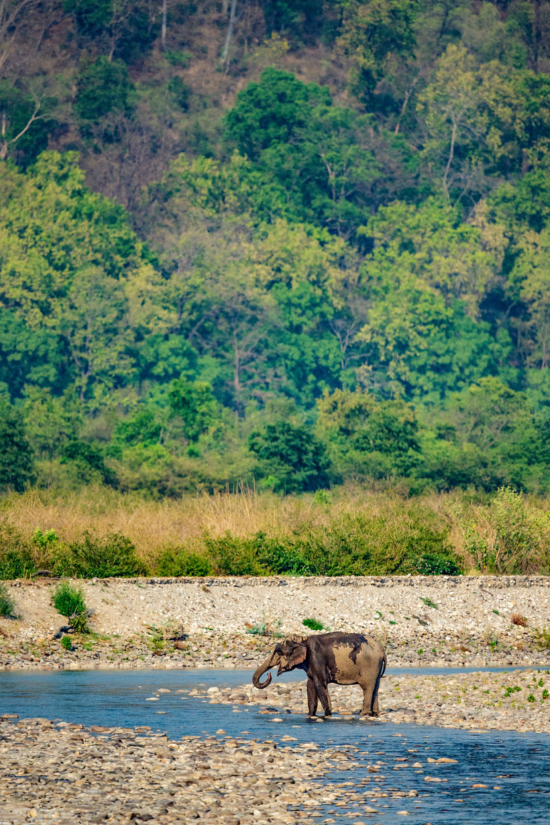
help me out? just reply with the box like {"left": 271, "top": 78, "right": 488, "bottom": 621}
{"left": 252, "top": 652, "right": 278, "bottom": 689}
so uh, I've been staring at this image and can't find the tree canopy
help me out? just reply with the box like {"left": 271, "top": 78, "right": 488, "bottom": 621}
{"left": 2, "top": 0, "right": 550, "bottom": 495}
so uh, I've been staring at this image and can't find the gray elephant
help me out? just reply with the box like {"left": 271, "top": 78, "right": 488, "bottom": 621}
{"left": 252, "top": 631, "right": 386, "bottom": 717}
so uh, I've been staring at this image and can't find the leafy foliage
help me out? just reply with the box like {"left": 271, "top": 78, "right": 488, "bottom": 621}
{"left": 55, "top": 532, "right": 146, "bottom": 578}
{"left": 302, "top": 617, "right": 324, "bottom": 631}
{"left": 2, "top": 1, "right": 550, "bottom": 500}
{"left": 156, "top": 548, "right": 212, "bottom": 577}
{"left": 248, "top": 422, "right": 332, "bottom": 493}
{"left": 75, "top": 57, "right": 136, "bottom": 122}
{"left": 0, "top": 405, "right": 35, "bottom": 492}
{"left": 0, "top": 583, "right": 18, "bottom": 618}
{"left": 53, "top": 580, "right": 87, "bottom": 618}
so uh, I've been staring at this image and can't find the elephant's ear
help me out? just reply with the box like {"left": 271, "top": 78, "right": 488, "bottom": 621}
{"left": 289, "top": 643, "right": 307, "bottom": 668}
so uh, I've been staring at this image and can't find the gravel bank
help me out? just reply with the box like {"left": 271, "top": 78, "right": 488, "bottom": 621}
{"left": 1, "top": 576, "right": 550, "bottom": 671}
{"left": 195, "top": 667, "right": 550, "bottom": 736}
{"left": 0, "top": 715, "right": 417, "bottom": 825}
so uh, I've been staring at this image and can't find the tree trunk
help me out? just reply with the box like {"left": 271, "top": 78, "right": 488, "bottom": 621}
{"left": 161, "top": 0, "right": 167, "bottom": 49}
{"left": 220, "top": 0, "right": 237, "bottom": 67}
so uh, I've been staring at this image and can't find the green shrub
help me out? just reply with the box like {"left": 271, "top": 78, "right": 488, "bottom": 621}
{"left": 61, "top": 635, "right": 73, "bottom": 651}
{"left": 205, "top": 533, "right": 265, "bottom": 576}
{"left": 0, "top": 521, "right": 37, "bottom": 580}
{"left": 0, "top": 583, "right": 18, "bottom": 618}
{"left": 55, "top": 531, "right": 146, "bottom": 578}
{"left": 0, "top": 549, "right": 37, "bottom": 579}
{"left": 302, "top": 617, "right": 324, "bottom": 631}
{"left": 288, "top": 509, "right": 452, "bottom": 576}
{"left": 533, "top": 627, "right": 550, "bottom": 650}
{"left": 415, "top": 553, "right": 462, "bottom": 575}
{"left": 254, "top": 533, "right": 313, "bottom": 575}
{"left": 53, "top": 580, "right": 86, "bottom": 618}
{"left": 69, "top": 612, "right": 90, "bottom": 633}
{"left": 491, "top": 487, "right": 542, "bottom": 574}
{"left": 155, "top": 548, "right": 212, "bottom": 577}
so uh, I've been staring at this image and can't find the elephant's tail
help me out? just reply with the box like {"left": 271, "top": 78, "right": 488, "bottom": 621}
{"left": 380, "top": 650, "right": 387, "bottom": 679}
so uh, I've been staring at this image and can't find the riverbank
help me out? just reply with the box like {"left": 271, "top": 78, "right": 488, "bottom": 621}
{"left": 194, "top": 667, "right": 550, "bottom": 736}
{"left": 0, "top": 715, "right": 366, "bottom": 825}
{"left": 1, "top": 575, "right": 549, "bottom": 672}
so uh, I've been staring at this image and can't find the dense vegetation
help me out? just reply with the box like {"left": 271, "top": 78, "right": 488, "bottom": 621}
{"left": 2, "top": 0, "right": 550, "bottom": 498}
{"left": 1, "top": 486, "right": 549, "bottom": 577}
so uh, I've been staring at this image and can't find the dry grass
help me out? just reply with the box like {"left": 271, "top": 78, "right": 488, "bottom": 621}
{"left": 511, "top": 613, "right": 529, "bottom": 627}
{"left": 1, "top": 486, "right": 550, "bottom": 573}
{"left": 0, "top": 485, "right": 415, "bottom": 566}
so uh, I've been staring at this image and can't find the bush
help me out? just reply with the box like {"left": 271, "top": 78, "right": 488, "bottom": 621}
{"left": 155, "top": 548, "right": 212, "bottom": 577}
{"left": 254, "top": 533, "right": 313, "bottom": 575}
{"left": 53, "top": 580, "right": 87, "bottom": 618}
{"left": 55, "top": 531, "right": 146, "bottom": 578}
{"left": 0, "top": 521, "right": 37, "bottom": 579}
{"left": 205, "top": 533, "right": 264, "bottom": 576}
{"left": 0, "top": 548, "right": 37, "bottom": 579}
{"left": 61, "top": 635, "right": 73, "bottom": 651}
{"left": 415, "top": 553, "right": 462, "bottom": 576}
{"left": 302, "top": 618, "right": 324, "bottom": 631}
{"left": 288, "top": 510, "right": 452, "bottom": 576}
{"left": 0, "top": 583, "right": 18, "bottom": 618}
{"left": 492, "top": 487, "right": 542, "bottom": 574}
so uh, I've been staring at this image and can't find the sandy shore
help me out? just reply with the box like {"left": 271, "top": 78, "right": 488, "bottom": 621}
{"left": 1, "top": 575, "right": 550, "bottom": 671}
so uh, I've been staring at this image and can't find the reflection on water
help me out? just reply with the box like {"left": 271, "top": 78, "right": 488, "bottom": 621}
{"left": 0, "top": 668, "right": 549, "bottom": 824}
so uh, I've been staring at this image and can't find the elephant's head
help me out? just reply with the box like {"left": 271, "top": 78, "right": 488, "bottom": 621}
{"left": 252, "top": 635, "right": 308, "bottom": 689}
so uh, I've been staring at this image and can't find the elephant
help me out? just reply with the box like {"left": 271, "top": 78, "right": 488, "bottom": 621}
{"left": 252, "top": 632, "right": 386, "bottom": 717}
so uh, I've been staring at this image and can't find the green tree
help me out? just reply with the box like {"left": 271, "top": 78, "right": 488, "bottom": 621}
{"left": 223, "top": 68, "right": 331, "bottom": 161}
{"left": 248, "top": 421, "right": 331, "bottom": 493}
{"left": 0, "top": 403, "right": 35, "bottom": 491}
{"left": 336, "top": 0, "right": 418, "bottom": 101}
{"left": 0, "top": 152, "right": 165, "bottom": 402}
{"left": 168, "top": 379, "right": 218, "bottom": 442}
{"left": 64, "top": 0, "right": 158, "bottom": 63}
{"left": 317, "top": 388, "right": 422, "bottom": 478}
{"left": 75, "top": 56, "right": 136, "bottom": 121}
{"left": 0, "top": 83, "right": 57, "bottom": 168}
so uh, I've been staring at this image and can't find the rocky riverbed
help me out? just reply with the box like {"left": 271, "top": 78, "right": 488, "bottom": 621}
{"left": 0, "top": 714, "right": 422, "bottom": 825}
{"left": 1, "top": 575, "right": 550, "bottom": 671}
{"left": 193, "top": 668, "right": 550, "bottom": 736}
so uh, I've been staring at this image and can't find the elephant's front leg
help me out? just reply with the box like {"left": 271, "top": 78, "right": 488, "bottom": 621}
{"left": 314, "top": 680, "right": 332, "bottom": 717}
{"left": 307, "top": 678, "right": 319, "bottom": 717}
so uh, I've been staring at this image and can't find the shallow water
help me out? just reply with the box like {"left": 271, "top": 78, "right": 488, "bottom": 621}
{"left": 1, "top": 668, "right": 549, "bottom": 824}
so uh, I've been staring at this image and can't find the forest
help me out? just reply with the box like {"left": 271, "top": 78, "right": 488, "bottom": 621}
{"left": 2, "top": 0, "right": 550, "bottom": 499}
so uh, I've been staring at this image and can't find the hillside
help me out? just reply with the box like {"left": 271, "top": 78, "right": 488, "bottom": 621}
{"left": 2, "top": 1, "right": 550, "bottom": 501}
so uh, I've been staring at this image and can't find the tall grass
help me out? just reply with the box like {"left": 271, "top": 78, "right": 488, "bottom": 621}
{"left": 0, "top": 485, "right": 548, "bottom": 577}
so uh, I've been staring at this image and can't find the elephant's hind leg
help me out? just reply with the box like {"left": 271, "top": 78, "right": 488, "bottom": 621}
{"left": 358, "top": 679, "right": 377, "bottom": 717}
